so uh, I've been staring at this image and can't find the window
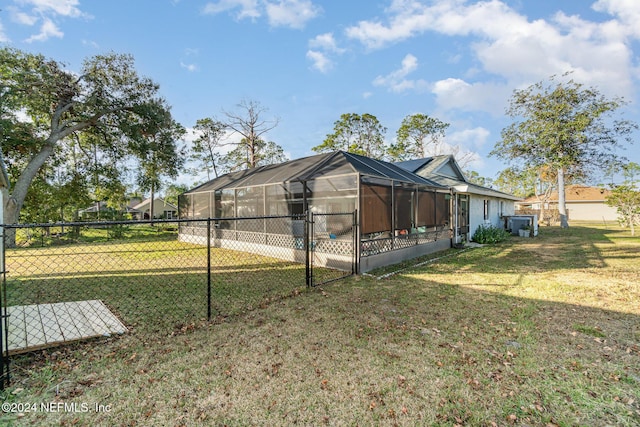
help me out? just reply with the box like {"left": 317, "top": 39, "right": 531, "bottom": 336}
{"left": 484, "top": 200, "right": 489, "bottom": 221}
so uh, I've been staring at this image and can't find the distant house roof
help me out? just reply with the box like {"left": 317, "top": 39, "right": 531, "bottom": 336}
{"left": 186, "top": 151, "right": 446, "bottom": 194}
{"left": 395, "top": 155, "right": 521, "bottom": 201}
{"left": 132, "top": 197, "right": 178, "bottom": 211}
{"left": 519, "top": 185, "right": 612, "bottom": 203}
{"left": 78, "top": 201, "right": 141, "bottom": 215}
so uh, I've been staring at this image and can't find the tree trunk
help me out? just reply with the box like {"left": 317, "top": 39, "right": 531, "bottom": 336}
{"left": 3, "top": 141, "right": 57, "bottom": 247}
{"left": 557, "top": 167, "right": 569, "bottom": 228}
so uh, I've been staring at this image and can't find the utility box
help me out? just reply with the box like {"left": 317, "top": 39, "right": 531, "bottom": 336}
{"left": 504, "top": 215, "right": 538, "bottom": 237}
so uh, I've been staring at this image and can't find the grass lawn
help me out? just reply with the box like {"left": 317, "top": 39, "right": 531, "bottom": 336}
{"left": 2, "top": 222, "right": 639, "bottom": 426}
{"left": 4, "top": 234, "right": 307, "bottom": 334}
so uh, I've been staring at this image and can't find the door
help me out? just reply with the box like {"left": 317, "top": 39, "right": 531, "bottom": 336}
{"left": 457, "top": 195, "right": 469, "bottom": 242}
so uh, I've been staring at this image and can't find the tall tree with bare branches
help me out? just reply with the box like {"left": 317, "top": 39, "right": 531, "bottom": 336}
{"left": 222, "top": 100, "right": 280, "bottom": 169}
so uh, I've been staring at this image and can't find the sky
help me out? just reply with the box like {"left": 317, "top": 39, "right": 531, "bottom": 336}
{"left": 1, "top": 0, "right": 639, "bottom": 188}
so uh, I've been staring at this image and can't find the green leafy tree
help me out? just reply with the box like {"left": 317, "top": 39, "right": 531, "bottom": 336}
{"left": 222, "top": 138, "right": 288, "bottom": 172}
{"left": 163, "top": 183, "right": 190, "bottom": 207}
{"left": 606, "top": 162, "right": 640, "bottom": 235}
{"left": 465, "top": 171, "right": 494, "bottom": 188}
{"left": 128, "top": 100, "right": 186, "bottom": 220}
{"left": 389, "top": 114, "right": 449, "bottom": 161}
{"left": 191, "top": 117, "right": 226, "bottom": 180}
{"left": 491, "top": 74, "right": 637, "bottom": 228}
{"left": 606, "top": 185, "right": 640, "bottom": 236}
{"left": 1, "top": 47, "right": 164, "bottom": 242}
{"left": 313, "top": 113, "right": 387, "bottom": 159}
{"left": 222, "top": 99, "right": 280, "bottom": 169}
{"left": 493, "top": 167, "right": 538, "bottom": 198}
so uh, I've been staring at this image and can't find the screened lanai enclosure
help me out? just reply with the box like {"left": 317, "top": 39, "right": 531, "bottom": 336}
{"left": 178, "top": 151, "right": 453, "bottom": 273}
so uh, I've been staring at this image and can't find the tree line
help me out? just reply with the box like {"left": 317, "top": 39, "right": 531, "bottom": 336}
{"left": 2, "top": 48, "right": 638, "bottom": 237}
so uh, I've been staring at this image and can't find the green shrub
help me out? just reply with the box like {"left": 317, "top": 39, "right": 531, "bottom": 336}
{"left": 472, "top": 224, "right": 510, "bottom": 244}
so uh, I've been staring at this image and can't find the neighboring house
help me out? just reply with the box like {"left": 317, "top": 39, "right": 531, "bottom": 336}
{"left": 179, "top": 151, "right": 452, "bottom": 273}
{"left": 516, "top": 185, "right": 618, "bottom": 222}
{"left": 395, "top": 155, "right": 521, "bottom": 243}
{"left": 77, "top": 201, "right": 142, "bottom": 220}
{"left": 131, "top": 197, "right": 179, "bottom": 220}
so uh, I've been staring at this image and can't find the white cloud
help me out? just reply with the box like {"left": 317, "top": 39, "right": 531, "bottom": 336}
{"left": 307, "top": 32, "right": 345, "bottom": 73}
{"left": 373, "top": 54, "right": 429, "bottom": 93}
{"left": 82, "top": 39, "right": 99, "bottom": 48}
{"left": 202, "top": 0, "right": 261, "bottom": 20}
{"left": 9, "top": 0, "right": 90, "bottom": 42}
{"left": 346, "top": 0, "right": 637, "bottom": 99}
{"left": 306, "top": 50, "right": 332, "bottom": 73}
{"left": 9, "top": 8, "right": 38, "bottom": 26}
{"left": 180, "top": 62, "right": 199, "bottom": 72}
{"left": 447, "top": 127, "right": 490, "bottom": 149}
{"left": 265, "top": 0, "right": 321, "bottom": 29}
{"left": 203, "top": 0, "right": 320, "bottom": 28}
{"left": 25, "top": 18, "right": 63, "bottom": 43}
{"left": 593, "top": 0, "right": 640, "bottom": 38}
{"left": 431, "top": 78, "right": 512, "bottom": 115}
{"left": 309, "top": 32, "right": 344, "bottom": 53}
{"left": 20, "top": 0, "right": 85, "bottom": 18}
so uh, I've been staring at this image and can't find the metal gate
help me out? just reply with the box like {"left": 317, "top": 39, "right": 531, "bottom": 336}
{"left": 306, "top": 211, "right": 357, "bottom": 287}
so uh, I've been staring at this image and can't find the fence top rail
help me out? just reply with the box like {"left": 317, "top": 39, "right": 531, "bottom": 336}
{"left": 1, "top": 214, "right": 307, "bottom": 230}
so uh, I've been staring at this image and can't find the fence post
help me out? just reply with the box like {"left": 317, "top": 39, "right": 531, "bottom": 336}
{"left": 0, "top": 226, "right": 9, "bottom": 390}
{"left": 207, "top": 218, "right": 212, "bottom": 321}
{"left": 305, "top": 211, "right": 311, "bottom": 287}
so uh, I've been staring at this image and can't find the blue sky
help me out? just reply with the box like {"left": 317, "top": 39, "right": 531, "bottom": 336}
{"left": 1, "top": 0, "right": 639, "bottom": 187}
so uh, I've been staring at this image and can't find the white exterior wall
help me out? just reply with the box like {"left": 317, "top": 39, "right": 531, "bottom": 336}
{"left": 567, "top": 202, "right": 618, "bottom": 221}
{"left": 468, "top": 195, "right": 515, "bottom": 239}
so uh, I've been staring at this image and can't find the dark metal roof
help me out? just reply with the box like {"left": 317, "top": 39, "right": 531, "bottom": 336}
{"left": 341, "top": 152, "right": 444, "bottom": 187}
{"left": 185, "top": 151, "right": 446, "bottom": 194}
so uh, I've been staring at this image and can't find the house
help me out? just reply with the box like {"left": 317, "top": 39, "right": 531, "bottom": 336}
{"left": 131, "top": 197, "right": 178, "bottom": 220}
{"left": 77, "top": 201, "right": 142, "bottom": 220}
{"left": 395, "top": 155, "right": 521, "bottom": 243}
{"left": 515, "top": 185, "right": 618, "bottom": 222}
{"left": 179, "top": 151, "right": 453, "bottom": 273}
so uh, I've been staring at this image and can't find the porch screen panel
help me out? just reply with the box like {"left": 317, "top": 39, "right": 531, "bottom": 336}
{"left": 394, "top": 184, "right": 414, "bottom": 231}
{"left": 417, "top": 190, "right": 436, "bottom": 227}
{"left": 361, "top": 182, "right": 392, "bottom": 235}
{"left": 307, "top": 176, "right": 357, "bottom": 213}
{"left": 178, "top": 194, "right": 192, "bottom": 219}
{"left": 236, "top": 186, "right": 264, "bottom": 217}
{"left": 266, "top": 183, "right": 304, "bottom": 216}
{"left": 192, "top": 192, "right": 211, "bottom": 219}
{"left": 220, "top": 189, "right": 235, "bottom": 218}
{"left": 435, "top": 192, "right": 450, "bottom": 226}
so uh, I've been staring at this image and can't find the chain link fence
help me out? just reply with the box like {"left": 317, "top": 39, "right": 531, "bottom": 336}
{"left": 1, "top": 213, "right": 355, "bottom": 389}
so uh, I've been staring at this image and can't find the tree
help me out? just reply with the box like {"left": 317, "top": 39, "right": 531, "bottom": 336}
{"left": 491, "top": 74, "right": 637, "bottom": 228}
{"left": 222, "top": 99, "right": 280, "bottom": 169}
{"left": 163, "top": 183, "right": 190, "bottom": 207}
{"left": 389, "top": 114, "right": 449, "bottom": 161}
{"left": 191, "top": 117, "right": 226, "bottom": 180}
{"left": 493, "top": 167, "right": 538, "bottom": 199}
{"left": 128, "top": 100, "right": 186, "bottom": 220}
{"left": 221, "top": 138, "right": 288, "bottom": 172}
{"left": 1, "top": 48, "right": 163, "bottom": 238}
{"left": 605, "top": 162, "right": 640, "bottom": 236}
{"left": 313, "top": 113, "right": 387, "bottom": 159}
{"left": 465, "top": 171, "right": 493, "bottom": 188}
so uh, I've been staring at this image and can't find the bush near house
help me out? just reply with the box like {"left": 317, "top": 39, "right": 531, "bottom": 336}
{"left": 472, "top": 224, "right": 511, "bottom": 244}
